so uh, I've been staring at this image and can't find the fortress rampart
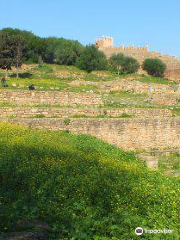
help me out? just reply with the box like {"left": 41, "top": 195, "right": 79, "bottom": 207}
{"left": 95, "top": 36, "right": 180, "bottom": 81}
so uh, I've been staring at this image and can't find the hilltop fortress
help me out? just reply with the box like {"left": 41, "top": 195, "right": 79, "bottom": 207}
{"left": 95, "top": 36, "right": 180, "bottom": 81}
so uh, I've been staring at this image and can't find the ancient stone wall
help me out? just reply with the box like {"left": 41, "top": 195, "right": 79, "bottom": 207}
{"left": 70, "top": 79, "right": 179, "bottom": 106}
{"left": 0, "top": 90, "right": 102, "bottom": 106}
{"left": 0, "top": 107, "right": 172, "bottom": 118}
{"left": 6, "top": 117, "right": 180, "bottom": 150}
{"left": 70, "top": 79, "right": 178, "bottom": 94}
{"left": 0, "top": 85, "right": 178, "bottom": 107}
{"left": 97, "top": 79, "right": 177, "bottom": 94}
{"left": 164, "top": 69, "right": 180, "bottom": 82}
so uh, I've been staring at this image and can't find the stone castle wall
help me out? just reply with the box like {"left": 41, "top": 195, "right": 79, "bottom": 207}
{"left": 0, "top": 107, "right": 172, "bottom": 118}
{"left": 95, "top": 37, "right": 180, "bottom": 81}
{"left": 6, "top": 117, "right": 180, "bottom": 150}
{"left": 164, "top": 69, "right": 180, "bottom": 82}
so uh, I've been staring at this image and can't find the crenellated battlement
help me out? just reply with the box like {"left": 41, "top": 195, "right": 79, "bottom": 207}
{"left": 95, "top": 36, "right": 149, "bottom": 53}
{"left": 95, "top": 36, "right": 114, "bottom": 49}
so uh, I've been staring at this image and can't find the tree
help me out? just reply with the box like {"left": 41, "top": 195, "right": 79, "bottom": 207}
{"left": 0, "top": 28, "right": 40, "bottom": 63}
{"left": 54, "top": 39, "right": 84, "bottom": 65}
{"left": 0, "top": 32, "right": 14, "bottom": 75}
{"left": 121, "top": 56, "right": 140, "bottom": 74}
{"left": 0, "top": 31, "right": 26, "bottom": 78}
{"left": 108, "top": 54, "right": 140, "bottom": 74}
{"left": 76, "top": 45, "right": 108, "bottom": 72}
{"left": 109, "top": 53, "right": 125, "bottom": 74}
{"left": 142, "top": 58, "right": 167, "bottom": 77}
{"left": 13, "top": 35, "right": 26, "bottom": 78}
{"left": 0, "top": 28, "right": 84, "bottom": 65}
{"left": 44, "top": 37, "right": 84, "bottom": 65}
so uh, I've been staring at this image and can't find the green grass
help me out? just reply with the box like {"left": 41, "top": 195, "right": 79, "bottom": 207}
{"left": 102, "top": 90, "right": 152, "bottom": 108}
{"left": 0, "top": 102, "right": 16, "bottom": 107}
{"left": 4, "top": 77, "right": 69, "bottom": 91}
{"left": 158, "top": 153, "right": 180, "bottom": 175}
{"left": 132, "top": 74, "right": 176, "bottom": 85}
{"left": 0, "top": 123, "right": 180, "bottom": 239}
{"left": 68, "top": 84, "right": 99, "bottom": 93}
{"left": 0, "top": 64, "right": 176, "bottom": 96}
{"left": 71, "top": 113, "right": 132, "bottom": 118}
{"left": 172, "top": 107, "right": 180, "bottom": 116}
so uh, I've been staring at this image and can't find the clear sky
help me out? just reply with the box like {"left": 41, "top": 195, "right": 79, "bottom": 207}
{"left": 0, "top": 0, "right": 180, "bottom": 56}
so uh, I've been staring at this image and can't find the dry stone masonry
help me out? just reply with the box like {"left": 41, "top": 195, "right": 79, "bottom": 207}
{"left": 0, "top": 89, "right": 179, "bottom": 150}
{"left": 0, "top": 107, "right": 172, "bottom": 118}
{"left": 6, "top": 117, "right": 180, "bottom": 150}
{"left": 0, "top": 90, "right": 102, "bottom": 106}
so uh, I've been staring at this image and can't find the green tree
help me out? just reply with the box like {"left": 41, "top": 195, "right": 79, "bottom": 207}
{"left": 0, "top": 28, "right": 84, "bottom": 65}
{"left": 0, "top": 31, "right": 26, "bottom": 78}
{"left": 121, "top": 56, "right": 140, "bottom": 74}
{"left": 0, "top": 32, "right": 14, "bottom": 74}
{"left": 142, "top": 58, "right": 167, "bottom": 77}
{"left": 109, "top": 54, "right": 140, "bottom": 74}
{"left": 109, "top": 53, "right": 125, "bottom": 74}
{"left": 13, "top": 35, "right": 26, "bottom": 78}
{"left": 76, "top": 45, "right": 108, "bottom": 72}
{"left": 54, "top": 39, "right": 84, "bottom": 65}
{"left": 0, "top": 28, "right": 41, "bottom": 63}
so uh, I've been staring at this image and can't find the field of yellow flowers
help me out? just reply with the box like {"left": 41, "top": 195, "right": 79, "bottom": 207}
{"left": 0, "top": 123, "right": 180, "bottom": 239}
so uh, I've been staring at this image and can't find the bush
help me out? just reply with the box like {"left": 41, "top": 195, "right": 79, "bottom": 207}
{"left": 109, "top": 54, "right": 140, "bottom": 74}
{"left": 121, "top": 56, "right": 140, "bottom": 74}
{"left": 142, "top": 58, "right": 167, "bottom": 77}
{"left": 109, "top": 53, "right": 125, "bottom": 74}
{"left": 76, "top": 45, "right": 108, "bottom": 72}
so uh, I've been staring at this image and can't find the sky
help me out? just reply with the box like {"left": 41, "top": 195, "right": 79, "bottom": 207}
{"left": 0, "top": 0, "right": 180, "bottom": 56}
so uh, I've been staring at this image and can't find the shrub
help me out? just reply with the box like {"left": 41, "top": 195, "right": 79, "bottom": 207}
{"left": 63, "top": 117, "right": 71, "bottom": 125}
{"left": 76, "top": 45, "right": 108, "bottom": 73}
{"left": 108, "top": 54, "right": 140, "bottom": 74}
{"left": 109, "top": 53, "right": 125, "bottom": 74}
{"left": 142, "top": 58, "right": 167, "bottom": 77}
{"left": 121, "top": 56, "right": 140, "bottom": 74}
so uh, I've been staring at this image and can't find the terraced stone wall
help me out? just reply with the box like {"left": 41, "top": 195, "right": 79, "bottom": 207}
{"left": 6, "top": 117, "right": 180, "bottom": 150}
{"left": 0, "top": 90, "right": 102, "bottom": 106}
{"left": 0, "top": 107, "right": 172, "bottom": 118}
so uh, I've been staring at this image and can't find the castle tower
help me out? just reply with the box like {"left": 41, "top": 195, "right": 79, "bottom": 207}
{"left": 95, "top": 36, "right": 114, "bottom": 49}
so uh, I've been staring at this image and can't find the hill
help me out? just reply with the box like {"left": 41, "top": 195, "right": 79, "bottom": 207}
{"left": 0, "top": 123, "right": 180, "bottom": 240}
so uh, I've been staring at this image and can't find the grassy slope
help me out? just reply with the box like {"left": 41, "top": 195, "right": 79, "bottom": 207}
{"left": 0, "top": 64, "right": 176, "bottom": 92}
{"left": 0, "top": 123, "right": 179, "bottom": 240}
